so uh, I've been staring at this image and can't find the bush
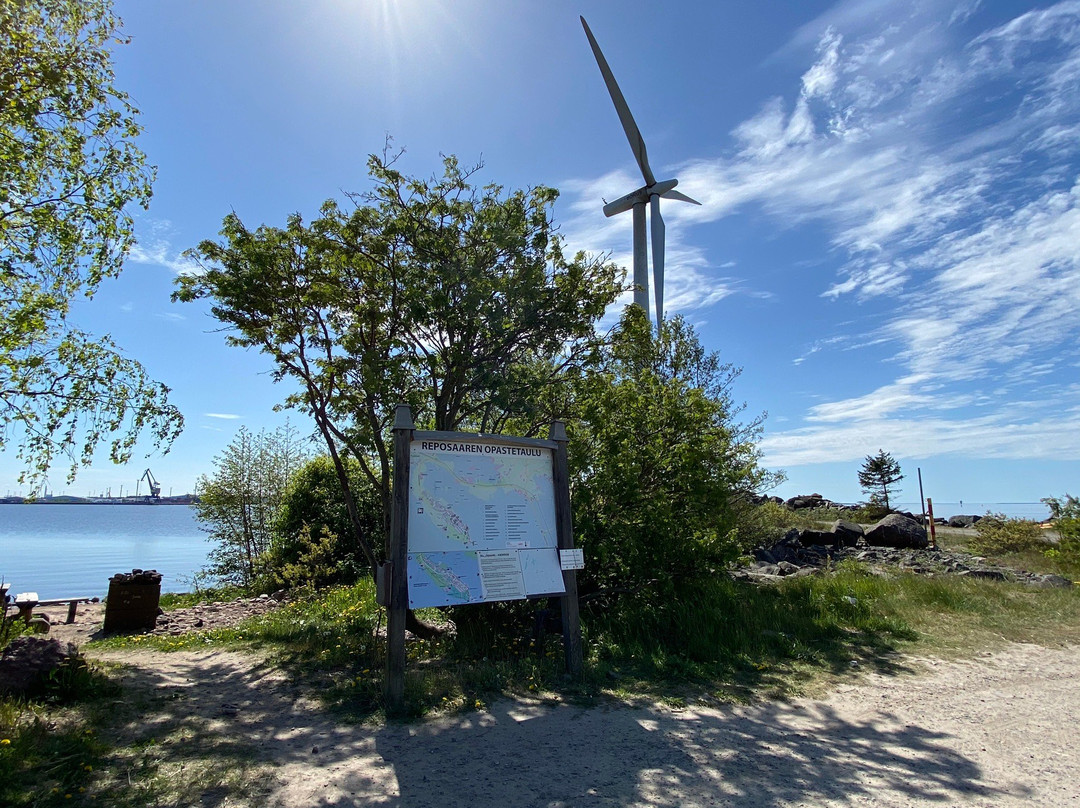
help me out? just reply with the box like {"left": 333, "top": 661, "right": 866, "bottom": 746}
{"left": 734, "top": 501, "right": 814, "bottom": 548}
{"left": 265, "top": 455, "right": 382, "bottom": 589}
{"left": 1042, "top": 494, "right": 1080, "bottom": 574}
{"left": 569, "top": 309, "right": 776, "bottom": 597}
{"left": 969, "top": 513, "right": 1047, "bottom": 556}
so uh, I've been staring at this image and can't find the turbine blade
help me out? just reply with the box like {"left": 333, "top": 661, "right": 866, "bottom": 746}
{"left": 580, "top": 17, "right": 656, "bottom": 187}
{"left": 650, "top": 194, "right": 665, "bottom": 329}
{"left": 662, "top": 189, "right": 701, "bottom": 205}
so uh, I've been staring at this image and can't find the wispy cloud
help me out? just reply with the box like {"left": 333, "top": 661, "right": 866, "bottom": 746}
{"left": 204, "top": 413, "right": 242, "bottom": 420}
{"left": 128, "top": 230, "right": 199, "bottom": 275}
{"left": 565, "top": 0, "right": 1080, "bottom": 466}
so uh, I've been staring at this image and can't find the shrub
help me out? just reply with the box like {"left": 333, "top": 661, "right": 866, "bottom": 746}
{"left": 265, "top": 455, "right": 381, "bottom": 589}
{"left": 734, "top": 501, "right": 814, "bottom": 548}
{"left": 569, "top": 309, "right": 776, "bottom": 597}
{"left": 969, "top": 513, "right": 1047, "bottom": 556}
{"left": 1042, "top": 494, "right": 1080, "bottom": 574}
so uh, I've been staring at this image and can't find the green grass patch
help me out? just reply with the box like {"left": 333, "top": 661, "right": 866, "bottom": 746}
{"left": 0, "top": 651, "right": 121, "bottom": 808}
{"left": 936, "top": 521, "right": 1080, "bottom": 581}
{"left": 86, "top": 561, "right": 1080, "bottom": 719}
{"left": 158, "top": 585, "right": 248, "bottom": 610}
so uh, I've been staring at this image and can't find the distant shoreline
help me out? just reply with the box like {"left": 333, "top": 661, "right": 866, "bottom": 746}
{"left": 0, "top": 497, "right": 197, "bottom": 506}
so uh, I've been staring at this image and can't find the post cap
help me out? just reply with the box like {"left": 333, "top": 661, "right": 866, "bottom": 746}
{"left": 548, "top": 420, "right": 567, "bottom": 441}
{"left": 392, "top": 404, "right": 414, "bottom": 431}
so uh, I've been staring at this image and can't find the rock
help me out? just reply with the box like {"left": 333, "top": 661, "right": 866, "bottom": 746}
{"left": 1033, "top": 574, "right": 1073, "bottom": 588}
{"left": 963, "top": 569, "right": 1009, "bottom": 581}
{"left": 27, "top": 617, "right": 50, "bottom": 634}
{"left": 776, "top": 561, "right": 800, "bottom": 576}
{"left": 799, "top": 529, "right": 835, "bottom": 548}
{"left": 948, "top": 515, "right": 981, "bottom": 528}
{"left": 753, "top": 547, "right": 778, "bottom": 564}
{"left": 0, "top": 636, "right": 79, "bottom": 695}
{"left": 864, "top": 514, "right": 930, "bottom": 549}
{"left": 780, "top": 529, "right": 803, "bottom": 547}
{"left": 786, "top": 493, "right": 826, "bottom": 510}
{"left": 831, "top": 520, "right": 863, "bottom": 547}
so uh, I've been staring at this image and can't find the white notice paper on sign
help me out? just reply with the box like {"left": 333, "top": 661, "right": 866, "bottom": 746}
{"left": 559, "top": 548, "right": 585, "bottom": 570}
{"left": 478, "top": 550, "right": 527, "bottom": 600}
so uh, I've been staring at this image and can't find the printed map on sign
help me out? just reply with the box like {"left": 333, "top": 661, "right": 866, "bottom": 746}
{"left": 407, "top": 438, "right": 565, "bottom": 608}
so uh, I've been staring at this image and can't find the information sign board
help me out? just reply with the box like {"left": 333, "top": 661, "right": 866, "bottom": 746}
{"left": 406, "top": 436, "right": 565, "bottom": 608}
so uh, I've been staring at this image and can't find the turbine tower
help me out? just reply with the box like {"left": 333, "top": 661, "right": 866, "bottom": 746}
{"left": 581, "top": 16, "right": 701, "bottom": 329}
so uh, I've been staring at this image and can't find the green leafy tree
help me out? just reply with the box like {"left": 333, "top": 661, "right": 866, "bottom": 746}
{"left": 569, "top": 307, "right": 777, "bottom": 598}
{"left": 268, "top": 454, "right": 381, "bottom": 588}
{"left": 175, "top": 150, "right": 622, "bottom": 576}
{"left": 857, "top": 449, "right": 903, "bottom": 510}
{"left": 0, "top": 0, "right": 182, "bottom": 485}
{"left": 193, "top": 423, "right": 309, "bottom": 588}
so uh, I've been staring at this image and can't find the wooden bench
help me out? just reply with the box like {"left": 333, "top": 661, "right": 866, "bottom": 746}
{"left": 36, "top": 597, "right": 97, "bottom": 624}
{"left": 8, "top": 592, "right": 97, "bottom": 624}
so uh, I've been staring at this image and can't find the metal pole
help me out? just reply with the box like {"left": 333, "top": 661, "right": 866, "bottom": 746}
{"left": 918, "top": 467, "right": 928, "bottom": 538}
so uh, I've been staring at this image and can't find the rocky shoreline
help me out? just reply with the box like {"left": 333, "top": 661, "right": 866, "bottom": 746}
{"left": 737, "top": 528, "right": 1073, "bottom": 588}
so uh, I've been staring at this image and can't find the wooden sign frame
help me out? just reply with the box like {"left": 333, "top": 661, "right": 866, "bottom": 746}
{"left": 385, "top": 405, "right": 583, "bottom": 713}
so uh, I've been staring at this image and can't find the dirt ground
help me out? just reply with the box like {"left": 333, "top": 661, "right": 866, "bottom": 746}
{"left": 33, "top": 602, "right": 1080, "bottom": 807}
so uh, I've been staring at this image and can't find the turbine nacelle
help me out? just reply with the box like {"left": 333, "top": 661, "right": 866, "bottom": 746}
{"left": 603, "top": 179, "right": 679, "bottom": 217}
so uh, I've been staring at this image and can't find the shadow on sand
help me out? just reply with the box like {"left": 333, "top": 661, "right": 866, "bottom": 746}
{"left": 93, "top": 649, "right": 1028, "bottom": 808}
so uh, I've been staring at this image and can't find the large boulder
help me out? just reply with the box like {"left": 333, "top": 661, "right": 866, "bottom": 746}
{"left": 799, "top": 529, "right": 835, "bottom": 547}
{"left": 0, "top": 636, "right": 79, "bottom": 696}
{"left": 948, "top": 515, "right": 981, "bottom": 528}
{"left": 786, "top": 493, "right": 826, "bottom": 510}
{"left": 865, "top": 513, "right": 929, "bottom": 549}
{"left": 831, "top": 519, "right": 863, "bottom": 547}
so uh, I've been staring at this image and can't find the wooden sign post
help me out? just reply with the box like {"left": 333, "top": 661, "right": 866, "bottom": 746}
{"left": 386, "top": 404, "right": 413, "bottom": 714}
{"left": 549, "top": 420, "right": 583, "bottom": 678}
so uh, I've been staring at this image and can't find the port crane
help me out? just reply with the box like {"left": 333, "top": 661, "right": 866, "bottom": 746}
{"left": 135, "top": 469, "right": 162, "bottom": 499}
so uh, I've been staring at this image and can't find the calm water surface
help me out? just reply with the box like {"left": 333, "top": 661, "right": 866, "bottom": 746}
{"left": 893, "top": 501, "right": 1050, "bottom": 521}
{"left": 0, "top": 505, "right": 209, "bottom": 599}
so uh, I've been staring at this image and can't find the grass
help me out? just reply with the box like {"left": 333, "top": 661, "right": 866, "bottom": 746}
{"left": 158, "top": 585, "right": 248, "bottom": 610}
{"left": 0, "top": 651, "right": 122, "bottom": 808}
{"left": 5, "top": 553, "right": 1080, "bottom": 803}
{"left": 0, "top": 670, "right": 269, "bottom": 808}
{"left": 86, "top": 556, "right": 1080, "bottom": 717}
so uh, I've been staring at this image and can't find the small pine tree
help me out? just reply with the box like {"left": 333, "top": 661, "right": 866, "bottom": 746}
{"left": 857, "top": 450, "right": 904, "bottom": 510}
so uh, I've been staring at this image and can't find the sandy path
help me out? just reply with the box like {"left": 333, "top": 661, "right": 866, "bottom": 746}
{"left": 79, "top": 641, "right": 1080, "bottom": 808}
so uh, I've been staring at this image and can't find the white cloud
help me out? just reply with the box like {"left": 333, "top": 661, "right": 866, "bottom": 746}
{"left": 128, "top": 239, "right": 199, "bottom": 275}
{"left": 565, "top": 0, "right": 1080, "bottom": 467}
{"left": 802, "top": 28, "right": 843, "bottom": 99}
{"left": 204, "top": 413, "right": 242, "bottom": 420}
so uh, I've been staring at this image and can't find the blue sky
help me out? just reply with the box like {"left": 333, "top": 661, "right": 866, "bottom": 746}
{"left": 8, "top": 0, "right": 1080, "bottom": 506}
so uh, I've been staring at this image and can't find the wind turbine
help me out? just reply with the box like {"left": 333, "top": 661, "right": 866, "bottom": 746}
{"left": 580, "top": 16, "right": 701, "bottom": 329}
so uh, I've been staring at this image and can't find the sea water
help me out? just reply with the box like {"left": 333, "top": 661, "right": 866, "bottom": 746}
{"left": 0, "top": 504, "right": 210, "bottom": 600}
{"left": 892, "top": 502, "right": 1051, "bottom": 521}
